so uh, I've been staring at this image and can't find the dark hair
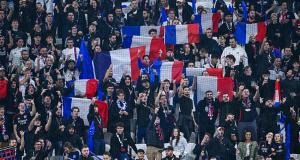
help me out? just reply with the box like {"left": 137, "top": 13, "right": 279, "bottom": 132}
{"left": 242, "top": 129, "right": 253, "bottom": 141}
{"left": 225, "top": 54, "right": 236, "bottom": 62}
{"left": 182, "top": 86, "right": 189, "bottom": 90}
{"left": 117, "top": 89, "right": 124, "bottom": 96}
{"left": 116, "top": 122, "right": 124, "bottom": 128}
{"left": 171, "top": 127, "right": 181, "bottom": 146}
{"left": 229, "top": 36, "right": 236, "bottom": 41}
{"left": 71, "top": 106, "right": 80, "bottom": 112}
{"left": 137, "top": 149, "right": 145, "bottom": 153}
{"left": 103, "top": 152, "right": 111, "bottom": 156}
{"left": 82, "top": 145, "right": 89, "bottom": 149}
{"left": 148, "top": 29, "right": 157, "bottom": 35}
{"left": 205, "top": 90, "right": 213, "bottom": 94}
{"left": 143, "top": 55, "right": 149, "bottom": 59}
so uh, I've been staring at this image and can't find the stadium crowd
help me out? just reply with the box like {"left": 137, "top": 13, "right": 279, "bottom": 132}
{"left": 0, "top": 0, "right": 300, "bottom": 159}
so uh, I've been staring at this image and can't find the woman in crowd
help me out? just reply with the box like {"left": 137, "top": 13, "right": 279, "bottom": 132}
{"left": 236, "top": 130, "right": 258, "bottom": 160}
{"left": 170, "top": 127, "right": 187, "bottom": 159}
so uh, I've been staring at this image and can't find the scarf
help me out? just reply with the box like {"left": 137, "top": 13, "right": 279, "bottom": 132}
{"left": 242, "top": 98, "right": 251, "bottom": 108}
{"left": 155, "top": 122, "right": 164, "bottom": 142}
{"left": 208, "top": 102, "right": 214, "bottom": 120}
{"left": 117, "top": 100, "right": 127, "bottom": 110}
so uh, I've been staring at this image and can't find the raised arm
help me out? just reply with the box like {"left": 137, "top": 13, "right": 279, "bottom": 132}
{"left": 45, "top": 111, "right": 53, "bottom": 132}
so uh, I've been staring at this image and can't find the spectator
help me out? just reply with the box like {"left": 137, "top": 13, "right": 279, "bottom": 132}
{"left": 221, "top": 37, "right": 248, "bottom": 67}
{"left": 24, "top": 140, "right": 48, "bottom": 160}
{"left": 196, "top": 90, "right": 219, "bottom": 140}
{"left": 272, "top": 133, "right": 285, "bottom": 160}
{"left": 236, "top": 86, "right": 260, "bottom": 141}
{"left": 207, "top": 127, "right": 235, "bottom": 160}
{"left": 257, "top": 97, "right": 281, "bottom": 140}
{"left": 136, "top": 149, "right": 146, "bottom": 160}
{"left": 178, "top": 86, "right": 197, "bottom": 141}
{"left": 268, "top": 58, "right": 285, "bottom": 80}
{"left": 162, "top": 146, "right": 179, "bottom": 160}
{"left": 135, "top": 92, "right": 151, "bottom": 143}
{"left": 193, "top": 133, "right": 210, "bottom": 160}
{"left": 87, "top": 98, "right": 105, "bottom": 155}
{"left": 146, "top": 114, "right": 164, "bottom": 160}
{"left": 174, "top": 0, "right": 193, "bottom": 24}
{"left": 258, "top": 132, "right": 274, "bottom": 159}
{"left": 79, "top": 145, "right": 94, "bottom": 160}
{"left": 65, "top": 106, "right": 85, "bottom": 139}
{"left": 236, "top": 130, "right": 258, "bottom": 160}
{"left": 170, "top": 128, "right": 187, "bottom": 158}
{"left": 110, "top": 122, "right": 137, "bottom": 159}
{"left": 63, "top": 142, "right": 80, "bottom": 160}
{"left": 126, "top": 0, "right": 143, "bottom": 26}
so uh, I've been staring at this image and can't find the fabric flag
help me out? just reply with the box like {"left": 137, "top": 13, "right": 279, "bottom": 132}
{"left": 211, "top": 0, "right": 217, "bottom": 13}
{"left": 152, "top": 60, "right": 184, "bottom": 82}
{"left": 197, "top": 76, "right": 234, "bottom": 102}
{"left": 234, "top": 22, "right": 266, "bottom": 45}
{"left": 192, "top": 0, "right": 196, "bottom": 13}
{"left": 160, "top": 7, "right": 168, "bottom": 25}
{"left": 227, "top": 4, "right": 234, "bottom": 14}
{"left": 241, "top": 0, "right": 247, "bottom": 22}
{"left": 164, "top": 24, "right": 200, "bottom": 44}
{"left": 0, "top": 80, "right": 7, "bottom": 99}
{"left": 88, "top": 121, "right": 95, "bottom": 152}
{"left": 196, "top": 13, "right": 221, "bottom": 34}
{"left": 74, "top": 79, "right": 98, "bottom": 98}
{"left": 93, "top": 46, "right": 146, "bottom": 82}
{"left": 95, "top": 100, "right": 109, "bottom": 128}
{"left": 206, "top": 68, "right": 223, "bottom": 78}
{"left": 63, "top": 97, "right": 109, "bottom": 127}
{"left": 76, "top": 41, "right": 95, "bottom": 79}
{"left": 62, "top": 97, "right": 92, "bottom": 125}
{"left": 185, "top": 68, "right": 223, "bottom": 78}
{"left": 122, "top": 26, "right": 164, "bottom": 37}
{"left": 123, "top": 36, "right": 166, "bottom": 61}
{"left": 185, "top": 68, "right": 206, "bottom": 76}
{"left": 273, "top": 79, "right": 281, "bottom": 107}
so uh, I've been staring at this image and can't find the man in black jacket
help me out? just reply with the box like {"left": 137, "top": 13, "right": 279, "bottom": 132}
{"left": 174, "top": 0, "right": 193, "bottom": 24}
{"left": 126, "top": 0, "right": 143, "bottom": 26}
{"left": 207, "top": 127, "right": 235, "bottom": 160}
{"left": 79, "top": 145, "right": 94, "bottom": 160}
{"left": 146, "top": 114, "right": 164, "bottom": 160}
{"left": 65, "top": 106, "right": 85, "bottom": 139}
{"left": 162, "top": 146, "right": 179, "bottom": 160}
{"left": 196, "top": 90, "right": 219, "bottom": 140}
{"left": 87, "top": 98, "right": 105, "bottom": 155}
{"left": 110, "top": 122, "right": 137, "bottom": 159}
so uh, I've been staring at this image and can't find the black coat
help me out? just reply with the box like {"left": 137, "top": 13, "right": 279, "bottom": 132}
{"left": 174, "top": 4, "right": 193, "bottom": 24}
{"left": 207, "top": 137, "right": 234, "bottom": 160}
{"left": 108, "top": 101, "right": 132, "bottom": 133}
{"left": 110, "top": 133, "right": 137, "bottom": 159}
{"left": 146, "top": 115, "right": 164, "bottom": 149}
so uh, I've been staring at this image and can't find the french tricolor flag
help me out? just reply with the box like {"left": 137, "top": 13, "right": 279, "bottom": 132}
{"left": 63, "top": 97, "right": 108, "bottom": 127}
{"left": 123, "top": 36, "right": 167, "bottom": 61}
{"left": 93, "top": 46, "right": 146, "bottom": 82}
{"left": 153, "top": 60, "right": 184, "bottom": 82}
{"left": 74, "top": 79, "right": 98, "bottom": 99}
{"left": 197, "top": 76, "right": 234, "bottom": 102}
{"left": 273, "top": 79, "right": 281, "bottom": 107}
{"left": 122, "top": 26, "right": 164, "bottom": 37}
{"left": 164, "top": 24, "right": 200, "bottom": 44}
{"left": 185, "top": 68, "right": 223, "bottom": 78}
{"left": 235, "top": 22, "right": 267, "bottom": 45}
{"left": 194, "top": 13, "right": 221, "bottom": 34}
